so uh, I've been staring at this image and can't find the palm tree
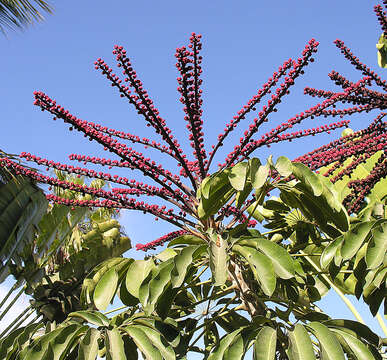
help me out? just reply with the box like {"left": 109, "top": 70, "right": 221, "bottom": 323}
{"left": 0, "top": 0, "right": 52, "bottom": 34}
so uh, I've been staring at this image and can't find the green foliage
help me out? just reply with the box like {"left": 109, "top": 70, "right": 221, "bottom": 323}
{"left": 0, "top": 167, "right": 48, "bottom": 282}
{"left": 1, "top": 156, "right": 386, "bottom": 359}
{"left": 377, "top": 33, "right": 387, "bottom": 68}
{"left": 0, "top": 0, "right": 52, "bottom": 34}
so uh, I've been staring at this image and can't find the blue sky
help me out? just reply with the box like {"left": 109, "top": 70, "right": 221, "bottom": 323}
{"left": 0, "top": 0, "right": 385, "bottom": 351}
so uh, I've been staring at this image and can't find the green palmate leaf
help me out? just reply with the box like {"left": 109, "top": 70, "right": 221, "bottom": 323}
{"left": 94, "top": 267, "right": 119, "bottom": 310}
{"left": 330, "top": 329, "right": 377, "bottom": 360}
{"left": 168, "top": 234, "right": 206, "bottom": 247}
{"left": 292, "top": 162, "right": 323, "bottom": 196}
{"left": 69, "top": 310, "right": 110, "bottom": 327}
{"left": 246, "top": 203, "right": 265, "bottom": 223}
{"left": 0, "top": 327, "right": 24, "bottom": 359}
{"left": 145, "top": 260, "right": 174, "bottom": 313}
{"left": 215, "top": 310, "right": 251, "bottom": 333}
{"left": 236, "top": 182, "right": 253, "bottom": 209}
{"left": 138, "top": 271, "right": 154, "bottom": 307}
{"left": 370, "top": 267, "right": 387, "bottom": 289}
{"left": 201, "top": 170, "right": 228, "bottom": 200}
{"left": 50, "top": 325, "right": 88, "bottom": 360}
{"left": 134, "top": 325, "right": 175, "bottom": 360}
{"left": 275, "top": 156, "right": 293, "bottom": 177}
{"left": 301, "top": 185, "right": 348, "bottom": 234}
{"left": 328, "top": 318, "right": 381, "bottom": 348}
{"left": 24, "top": 323, "right": 85, "bottom": 360}
{"left": 377, "top": 33, "right": 387, "bottom": 68}
{"left": 254, "top": 326, "right": 277, "bottom": 360}
{"left": 255, "top": 238, "right": 295, "bottom": 279}
{"left": 265, "top": 198, "right": 290, "bottom": 213}
{"left": 205, "top": 322, "right": 220, "bottom": 354}
{"left": 120, "top": 279, "right": 139, "bottom": 307}
{"left": 152, "top": 320, "right": 180, "bottom": 348}
{"left": 287, "top": 324, "right": 316, "bottom": 360}
{"left": 0, "top": 173, "right": 47, "bottom": 280}
{"left": 155, "top": 285, "right": 179, "bottom": 319}
{"left": 124, "top": 326, "right": 162, "bottom": 360}
{"left": 106, "top": 328, "right": 127, "bottom": 360}
{"left": 125, "top": 259, "right": 155, "bottom": 299}
{"left": 209, "top": 232, "right": 228, "bottom": 286}
{"left": 197, "top": 183, "right": 232, "bottom": 219}
{"left": 155, "top": 248, "right": 177, "bottom": 262}
{"left": 197, "top": 173, "right": 212, "bottom": 199}
{"left": 35, "top": 203, "right": 70, "bottom": 256}
{"left": 318, "top": 176, "right": 343, "bottom": 213}
{"left": 249, "top": 158, "right": 261, "bottom": 182}
{"left": 78, "top": 328, "right": 100, "bottom": 360}
{"left": 364, "top": 284, "right": 386, "bottom": 316}
{"left": 341, "top": 222, "right": 373, "bottom": 261}
{"left": 308, "top": 322, "right": 345, "bottom": 360}
{"left": 171, "top": 245, "right": 203, "bottom": 288}
{"left": 122, "top": 336, "right": 139, "bottom": 360}
{"left": 5, "top": 322, "right": 44, "bottom": 360}
{"left": 224, "top": 333, "right": 244, "bottom": 360}
{"left": 320, "top": 236, "right": 344, "bottom": 269}
{"left": 208, "top": 329, "right": 243, "bottom": 360}
{"left": 228, "top": 162, "right": 248, "bottom": 191}
{"left": 251, "top": 162, "right": 270, "bottom": 190}
{"left": 366, "top": 222, "right": 387, "bottom": 269}
{"left": 233, "top": 245, "right": 276, "bottom": 296}
{"left": 198, "top": 184, "right": 235, "bottom": 219}
{"left": 81, "top": 257, "right": 128, "bottom": 304}
{"left": 198, "top": 169, "right": 235, "bottom": 216}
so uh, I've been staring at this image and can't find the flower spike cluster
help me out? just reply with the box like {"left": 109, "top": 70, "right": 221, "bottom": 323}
{"left": 175, "top": 33, "right": 207, "bottom": 180}
{"left": 344, "top": 153, "right": 387, "bottom": 214}
{"left": 298, "top": 2, "right": 387, "bottom": 212}
{"left": 1, "top": 14, "right": 387, "bottom": 251}
{"left": 222, "top": 39, "right": 320, "bottom": 168}
{"left": 374, "top": 1, "right": 387, "bottom": 37}
{"left": 206, "top": 58, "right": 293, "bottom": 171}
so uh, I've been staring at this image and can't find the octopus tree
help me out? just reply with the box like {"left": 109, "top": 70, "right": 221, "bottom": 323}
{"left": 0, "top": 2, "right": 386, "bottom": 359}
{"left": 0, "top": 33, "right": 385, "bottom": 250}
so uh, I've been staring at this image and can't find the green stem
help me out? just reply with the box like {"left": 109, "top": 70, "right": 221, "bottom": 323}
{"left": 182, "top": 286, "right": 234, "bottom": 310}
{"left": 188, "top": 328, "right": 206, "bottom": 350}
{"left": 192, "top": 279, "right": 212, "bottom": 288}
{"left": 243, "top": 199, "right": 260, "bottom": 227}
{"left": 0, "top": 306, "right": 33, "bottom": 338}
{"left": 217, "top": 294, "right": 237, "bottom": 315}
{"left": 0, "top": 281, "right": 20, "bottom": 309}
{"left": 103, "top": 305, "right": 127, "bottom": 316}
{"left": 290, "top": 253, "right": 322, "bottom": 257}
{"left": 183, "top": 265, "right": 209, "bottom": 289}
{"left": 22, "top": 314, "right": 42, "bottom": 329}
{"left": 309, "top": 270, "right": 354, "bottom": 275}
{"left": 0, "top": 287, "right": 25, "bottom": 321}
{"left": 376, "top": 312, "right": 387, "bottom": 338}
{"left": 300, "top": 250, "right": 365, "bottom": 324}
{"left": 189, "top": 304, "right": 245, "bottom": 335}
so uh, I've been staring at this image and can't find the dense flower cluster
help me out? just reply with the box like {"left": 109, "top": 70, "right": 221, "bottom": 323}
{"left": 175, "top": 34, "right": 207, "bottom": 180}
{"left": 345, "top": 153, "right": 387, "bottom": 214}
{"left": 136, "top": 230, "right": 188, "bottom": 251}
{"left": 375, "top": 3, "right": 387, "bottom": 37}
{"left": 2, "top": 4, "right": 387, "bottom": 250}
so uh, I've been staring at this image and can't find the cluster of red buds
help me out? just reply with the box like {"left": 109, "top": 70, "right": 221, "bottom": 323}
{"left": 1, "top": 2, "right": 387, "bottom": 251}
{"left": 136, "top": 230, "right": 188, "bottom": 251}
{"left": 175, "top": 34, "right": 207, "bottom": 180}
{"left": 344, "top": 153, "right": 387, "bottom": 214}
{"left": 375, "top": 2, "right": 387, "bottom": 37}
{"left": 217, "top": 205, "right": 258, "bottom": 228}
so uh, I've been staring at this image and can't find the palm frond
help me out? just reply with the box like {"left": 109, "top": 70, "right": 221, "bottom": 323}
{"left": 0, "top": 0, "right": 52, "bottom": 34}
